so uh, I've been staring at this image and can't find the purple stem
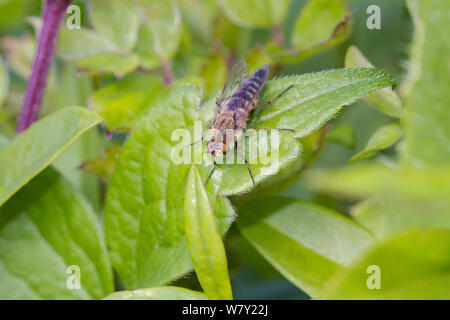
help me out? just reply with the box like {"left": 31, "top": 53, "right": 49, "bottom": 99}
{"left": 161, "top": 59, "right": 174, "bottom": 86}
{"left": 272, "top": 25, "right": 284, "bottom": 47}
{"left": 17, "top": 0, "right": 72, "bottom": 134}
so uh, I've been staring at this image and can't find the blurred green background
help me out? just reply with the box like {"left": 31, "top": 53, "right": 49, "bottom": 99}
{"left": 0, "top": 0, "right": 416, "bottom": 299}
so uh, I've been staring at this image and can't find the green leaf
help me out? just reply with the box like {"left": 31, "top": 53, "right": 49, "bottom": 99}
{"left": 105, "top": 85, "right": 236, "bottom": 289}
{"left": 322, "top": 229, "right": 450, "bottom": 299}
{"left": 80, "top": 145, "right": 121, "bottom": 183}
{"left": 133, "top": 26, "right": 160, "bottom": 69}
{"left": 0, "top": 107, "right": 102, "bottom": 207}
{"left": 238, "top": 196, "right": 374, "bottom": 297}
{"left": 248, "top": 68, "right": 395, "bottom": 139}
{"left": 219, "top": 0, "right": 291, "bottom": 28}
{"left": 245, "top": 48, "right": 274, "bottom": 75}
{"left": 0, "top": 135, "right": 8, "bottom": 151}
{"left": 213, "top": 14, "right": 251, "bottom": 50}
{"left": 89, "top": 0, "right": 140, "bottom": 52}
{"left": 103, "top": 286, "right": 207, "bottom": 300}
{"left": 199, "top": 54, "right": 227, "bottom": 99}
{"left": 179, "top": 0, "right": 218, "bottom": 45}
{"left": 352, "top": 195, "right": 450, "bottom": 241}
{"left": 350, "top": 123, "right": 402, "bottom": 163}
{"left": 345, "top": 46, "right": 403, "bottom": 118}
{"left": 57, "top": 1, "right": 141, "bottom": 75}
{"left": 325, "top": 125, "right": 355, "bottom": 148}
{"left": 184, "top": 166, "right": 233, "bottom": 300}
{"left": 76, "top": 53, "right": 140, "bottom": 77}
{"left": 89, "top": 75, "right": 165, "bottom": 132}
{"left": 197, "top": 68, "right": 395, "bottom": 195}
{"left": 217, "top": 131, "right": 302, "bottom": 196}
{"left": 402, "top": 0, "right": 450, "bottom": 165}
{"left": 279, "top": 0, "right": 351, "bottom": 64}
{"left": 0, "top": 168, "right": 113, "bottom": 299}
{"left": 0, "top": 0, "right": 34, "bottom": 31}
{"left": 136, "top": 0, "right": 182, "bottom": 60}
{"left": 45, "top": 63, "right": 103, "bottom": 211}
{"left": 0, "top": 56, "right": 8, "bottom": 107}
{"left": 58, "top": 29, "right": 119, "bottom": 60}
{"left": 399, "top": 0, "right": 425, "bottom": 98}
{"left": 2, "top": 34, "right": 36, "bottom": 79}
{"left": 306, "top": 164, "right": 450, "bottom": 201}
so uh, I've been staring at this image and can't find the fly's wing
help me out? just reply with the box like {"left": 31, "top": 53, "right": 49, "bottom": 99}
{"left": 216, "top": 60, "right": 249, "bottom": 109}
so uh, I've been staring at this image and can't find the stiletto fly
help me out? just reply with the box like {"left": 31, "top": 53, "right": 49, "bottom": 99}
{"left": 192, "top": 60, "right": 294, "bottom": 188}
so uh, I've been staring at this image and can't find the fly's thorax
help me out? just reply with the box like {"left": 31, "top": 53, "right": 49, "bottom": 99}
{"left": 213, "top": 113, "right": 235, "bottom": 131}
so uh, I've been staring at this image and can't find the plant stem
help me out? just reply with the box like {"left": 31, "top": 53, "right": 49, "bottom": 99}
{"left": 17, "top": 0, "right": 72, "bottom": 134}
{"left": 161, "top": 59, "right": 174, "bottom": 86}
{"left": 272, "top": 25, "right": 284, "bottom": 47}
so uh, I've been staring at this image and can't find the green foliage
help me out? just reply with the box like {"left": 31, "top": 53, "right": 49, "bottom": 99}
{"left": 2, "top": 34, "right": 36, "bottom": 79}
{"left": 345, "top": 46, "right": 403, "bottom": 118}
{"left": 184, "top": 166, "right": 232, "bottom": 300}
{"left": 306, "top": 164, "right": 450, "bottom": 201}
{"left": 0, "top": 57, "right": 8, "bottom": 106}
{"left": 136, "top": 0, "right": 182, "bottom": 62}
{"left": 199, "top": 54, "right": 227, "bottom": 99}
{"left": 58, "top": 0, "right": 181, "bottom": 75}
{"left": 353, "top": 195, "right": 450, "bottom": 241}
{"left": 58, "top": 29, "right": 119, "bottom": 60}
{"left": 1, "top": 0, "right": 447, "bottom": 301}
{"left": 104, "top": 85, "right": 236, "bottom": 289}
{"left": 238, "top": 197, "right": 374, "bottom": 297}
{"left": 104, "top": 286, "right": 207, "bottom": 300}
{"left": 89, "top": 0, "right": 140, "bottom": 52}
{"left": 179, "top": 0, "right": 218, "bottom": 45}
{"left": 76, "top": 53, "right": 140, "bottom": 77}
{"left": 219, "top": 0, "right": 291, "bottom": 28}
{"left": 0, "top": 107, "right": 101, "bottom": 206}
{"left": 350, "top": 123, "right": 402, "bottom": 162}
{"left": 250, "top": 68, "right": 395, "bottom": 138}
{"left": 325, "top": 125, "right": 355, "bottom": 148}
{"left": 276, "top": 0, "right": 351, "bottom": 64}
{"left": 89, "top": 75, "right": 166, "bottom": 132}
{"left": 0, "top": 168, "right": 113, "bottom": 299}
{"left": 80, "top": 146, "right": 121, "bottom": 183}
{"left": 402, "top": 0, "right": 450, "bottom": 165}
{"left": 322, "top": 229, "right": 450, "bottom": 299}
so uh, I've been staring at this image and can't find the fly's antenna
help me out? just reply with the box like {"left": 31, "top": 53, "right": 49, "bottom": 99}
{"left": 253, "top": 84, "right": 294, "bottom": 110}
{"left": 204, "top": 163, "right": 217, "bottom": 186}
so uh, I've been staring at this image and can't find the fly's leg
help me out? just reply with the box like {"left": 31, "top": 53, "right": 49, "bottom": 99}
{"left": 182, "top": 137, "right": 203, "bottom": 149}
{"left": 182, "top": 126, "right": 211, "bottom": 149}
{"left": 245, "top": 128, "right": 295, "bottom": 133}
{"left": 244, "top": 157, "right": 255, "bottom": 187}
{"left": 204, "top": 162, "right": 217, "bottom": 186}
{"left": 253, "top": 84, "right": 294, "bottom": 110}
{"left": 235, "top": 140, "right": 256, "bottom": 187}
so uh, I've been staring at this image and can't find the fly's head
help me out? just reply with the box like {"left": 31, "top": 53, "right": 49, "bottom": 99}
{"left": 206, "top": 138, "right": 227, "bottom": 158}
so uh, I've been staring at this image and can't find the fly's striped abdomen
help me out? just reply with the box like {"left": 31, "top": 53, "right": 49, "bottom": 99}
{"left": 228, "top": 65, "right": 270, "bottom": 113}
{"left": 212, "top": 64, "right": 270, "bottom": 131}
